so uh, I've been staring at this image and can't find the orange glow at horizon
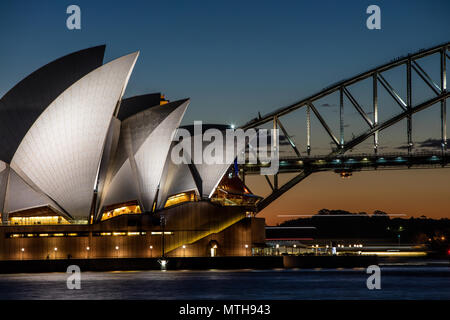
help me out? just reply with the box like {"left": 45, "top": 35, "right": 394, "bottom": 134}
{"left": 246, "top": 168, "right": 450, "bottom": 226}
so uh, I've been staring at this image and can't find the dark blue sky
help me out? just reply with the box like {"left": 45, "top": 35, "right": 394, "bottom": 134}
{"left": 1, "top": 1, "right": 449, "bottom": 220}
{"left": 0, "top": 0, "right": 448, "bottom": 127}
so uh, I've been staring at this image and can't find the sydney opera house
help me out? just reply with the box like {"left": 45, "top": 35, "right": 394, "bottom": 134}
{"left": 0, "top": 45, "right": 265, "bottom": 260}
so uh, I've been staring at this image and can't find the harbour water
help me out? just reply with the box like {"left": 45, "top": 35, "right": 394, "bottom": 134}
{"left": 0, "top": 265, "right": 448, "bottom": 300}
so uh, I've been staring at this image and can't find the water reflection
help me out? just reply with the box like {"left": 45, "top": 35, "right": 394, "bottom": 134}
{"left": 0, "top": 267, "right": 448, "bottom": 300}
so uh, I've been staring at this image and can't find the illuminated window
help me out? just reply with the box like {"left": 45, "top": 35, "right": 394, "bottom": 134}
{"left": 8, "top": 206, "right": 69, "bottom": 225}
{"left": 164, "top": 191, "right": 197, "bottom": 208}
{"left": 211, "top": 188, "right": 261, "bottom": 207}
{"left": 210, "top": 170, "right": 262, "bottom": 207}
{"left": 9, "top": 215, "right": 70, "bottom": 225}
{"left": 101, "top": 201, "right": 142, "bottom": 221}
{"left": 93, "top": 231, "right": 146, "bottom": 237}
{"left": 160, "top": 94, "right": 169, "bottom": 105}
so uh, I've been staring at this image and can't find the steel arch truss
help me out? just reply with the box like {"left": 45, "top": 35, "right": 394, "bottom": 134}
{"left": 241, "top": 42, "right": 449, "bottom": 212}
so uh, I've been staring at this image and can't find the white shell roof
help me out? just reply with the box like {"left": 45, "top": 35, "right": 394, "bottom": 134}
{"left": 10, "top": 52, "right": 139, "bottom": 219}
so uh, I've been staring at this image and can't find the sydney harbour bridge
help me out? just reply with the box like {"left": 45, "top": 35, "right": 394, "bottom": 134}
{"left": 238, "top": 42, "right": 449, "bottom": 212}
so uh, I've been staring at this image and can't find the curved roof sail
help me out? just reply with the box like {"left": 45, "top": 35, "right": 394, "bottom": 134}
{"left": 157, "top": 124, "right": 240, "bottom": 207}
{"left": 101, "top": 99, "right": 189, "bottom": 214}
{"left": 0, "top": 163, "right": 8, "bottom": 222}
{"left": 3, "top": 169, "right": 57, "bottom": 215}
{"left": 11, "top": 51, "right": 139, "bottom": 220}
{"left": 0, "top": 45, "right": 106, "bottom": 163}
{"left": 178, "top": 124, "right": 237, "bottom": 199}
{"left": 157, "top": 157, "right": 197, "bottom": 210}
{"left": 117, "top": 93, "right": 164, "bottom": 121}
{"left": 131, "top": 100, "right": 189, "bottom": 211}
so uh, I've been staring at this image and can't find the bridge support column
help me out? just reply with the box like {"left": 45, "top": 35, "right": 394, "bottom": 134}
{"left": 407, "top": 58, "right": 413, "bottom": 155}
{"left": 441, "top": 48, "right": 447, "bottom": 154}
{"left": 340, "top": 87, "right": 344, "bottom": 148}
{"left": 306, "top": 105, "right": 311, "bottom": 156}
{"left": 373, "top": 74, "right": 379, "bottom": 154}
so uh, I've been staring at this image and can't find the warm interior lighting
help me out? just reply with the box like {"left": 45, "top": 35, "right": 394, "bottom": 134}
{"left": 339, "top": 171, "right": 352, "bottom": 179}
{"left": 9, "top": 215, "right": 69, "bottom": 225}
{"left": 8, "top": 206, "right": 70, "bottom": 225}
{"left": 94, "top": 231, "right": 145, "bottom": 237}
{"left": 100, "top": 201, "right": 142, "bottom": 221}
{"left": 164, "top": 191, "right": 197, "bottom": 208}
{"left": 210, "top": 171, "right": 262, "bottom": 207}
{"left": 7, "top": 232, "right": 85, "bottom": 239}
{"left": 160, "top": 94, "right": 169, "bottom": 105}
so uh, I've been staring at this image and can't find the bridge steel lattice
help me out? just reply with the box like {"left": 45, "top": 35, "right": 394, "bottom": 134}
{"left": 240, "top": 42, "right": 450, "bottom": 212}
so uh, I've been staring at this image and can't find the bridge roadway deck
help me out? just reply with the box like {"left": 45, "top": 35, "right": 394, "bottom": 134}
{"left": 241, "top": 152, "right": 450, "bottom": 175}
